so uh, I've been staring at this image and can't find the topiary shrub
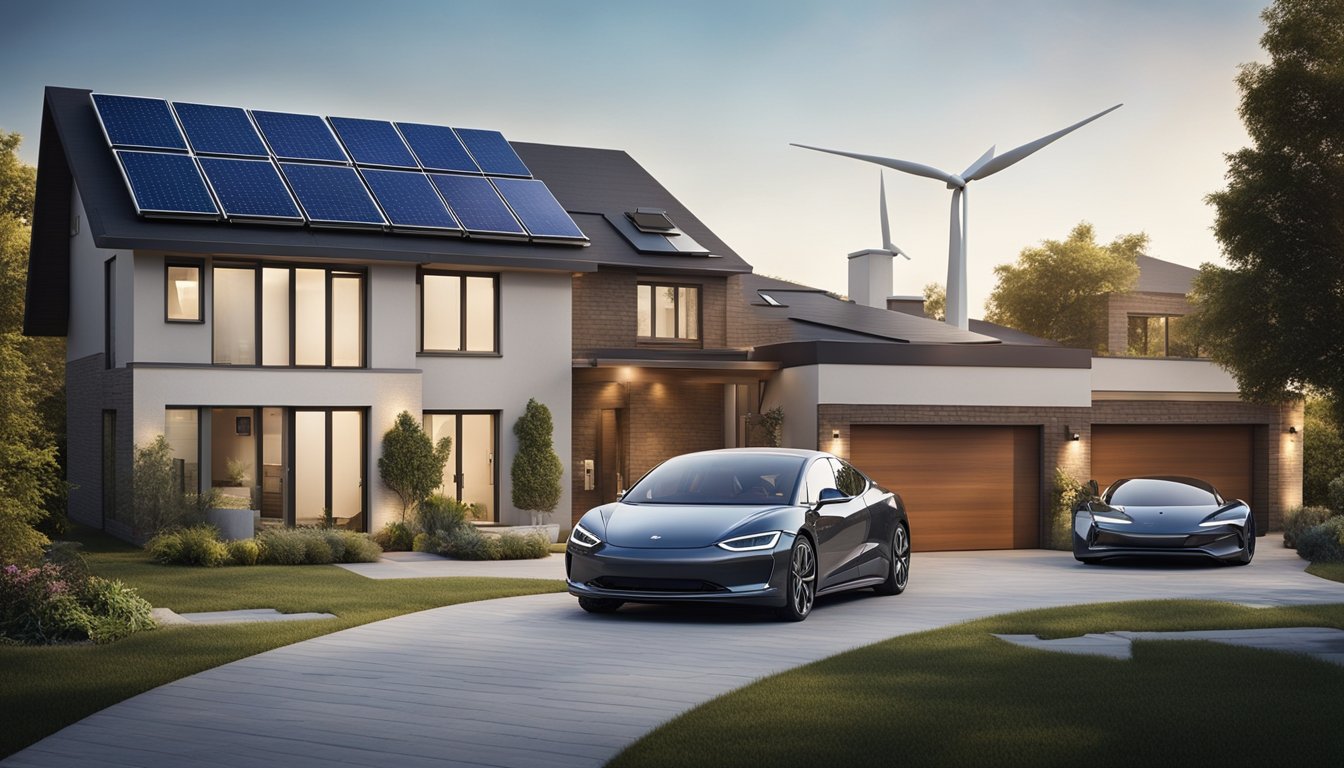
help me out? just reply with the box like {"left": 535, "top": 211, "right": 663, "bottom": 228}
{"left": 495, "top": 532, "right": 550, "bottom": 560}
{"left": 1282, "top": 505, "right": 1334, "bottom": 548}
{"left": 511, "top": 399, "right": 563, "bottom": 525}
{"left": 227, "top": 538, "right": 261, "bottom": 566}
{"left": 373, "top": 521, "right": 415, "bottom": 551}
{"left": 1295, "top": 516, "right": 1344, "bottom": 563}
{"left": 146, "top": 525, "right": 228, "bottom": 566}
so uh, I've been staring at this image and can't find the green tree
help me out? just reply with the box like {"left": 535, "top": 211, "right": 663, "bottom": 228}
{"left": 985, "top": 222, "right": 1143, "bottom": 352}
{"left": 1304, "top": 396, "right": 1344, "bottom": 506}
{"left": 922, "top": 282, "right": 946, "bottom": 322}
{"left": 511, "top": 399, "right": 563, "bottom": 523}
{"left": 378, "top": 411, "right": 451, "bottom": 522}
{"left": 1191, "top": 0, "right": 1344, "bottom": 419}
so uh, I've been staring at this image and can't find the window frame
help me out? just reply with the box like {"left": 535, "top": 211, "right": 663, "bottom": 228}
{"left": 422, "top": 410, "right": 501, "bottom": 523}
{"left": 1126, "top": 313, "right": 1202, "bottom": 359}
{"left": 417, "top": 269, "right": 501, "bottom": 356}
{"left": 164, "top": 259, "right": 205, "bottom": 324}
{"left": 636, "top": 280, "right": 702, "bottom": 344}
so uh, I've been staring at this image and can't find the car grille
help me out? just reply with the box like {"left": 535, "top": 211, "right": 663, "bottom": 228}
{"left": 589, "top": 576, "right": 728, "bottom": 593}
{"left": 1093, "top": 531, "right": 1240, "bottom": 549}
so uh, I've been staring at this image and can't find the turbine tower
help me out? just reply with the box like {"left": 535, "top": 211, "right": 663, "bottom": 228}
{"left": 794, "top": 104, "right": 1122, "bottom": 330}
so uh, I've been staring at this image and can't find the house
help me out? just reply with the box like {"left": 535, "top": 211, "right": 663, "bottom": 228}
{"left": 25, "top": 86, "right": 1301, "bottom": 552}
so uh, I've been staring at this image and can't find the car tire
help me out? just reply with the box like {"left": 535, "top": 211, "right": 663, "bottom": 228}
{"left": 874, "top": 523, "right": 910, "bottom": 596}
{"left": 776, "top": 535, "right": 817, "bottom": 622}
{"left": 1077, "top": 557, "right": 1103, "bottom": 565}
{"left": 1229, "top": 515, "right": 1256, "bottom": 566}
{"left": 578, "top": 597, "right": 623, "bottom": 614}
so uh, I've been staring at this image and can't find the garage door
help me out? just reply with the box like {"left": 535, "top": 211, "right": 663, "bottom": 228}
{"left": 1091, "top": 424, "right": 1253, "bottom": 508}
{"left": 850, "top": 425, "right": 1041, "bottom": 552}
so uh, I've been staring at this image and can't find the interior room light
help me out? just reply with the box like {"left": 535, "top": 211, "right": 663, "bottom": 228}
{"left": 1065, "top": 425, "right": 1081, "bottom": 441}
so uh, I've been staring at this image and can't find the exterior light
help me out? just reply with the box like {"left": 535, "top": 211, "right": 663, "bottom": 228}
{"left": 1065, "top": 425, "right": 1080, "bottom": 441}
{"left": 831, "top": 429, "right": 840, "bottom": 439}
{"left": 1287, "top": 426, "right": 1298, "bottom": 435}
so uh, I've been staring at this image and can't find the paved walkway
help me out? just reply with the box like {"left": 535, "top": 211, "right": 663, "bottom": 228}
{"left": 9, "top": 538, "right": 1344, "bottom": 768}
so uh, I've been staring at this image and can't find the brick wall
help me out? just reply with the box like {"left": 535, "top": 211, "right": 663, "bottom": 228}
{"left": 726, "top": 273, "right": 796, "bottom": 348}
{"left": 66, "top": 353, "right": 134, "bottom": 538}
{"left": 572, "top": 269, "right": 728, "bottom": 354}
{"left": 1105, "top": 292, "right": 1192, "bottom": 355}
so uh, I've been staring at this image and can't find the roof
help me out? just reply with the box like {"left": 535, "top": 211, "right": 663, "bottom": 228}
{"left": 24, "top": 86, "right": 751, "bottom": 336}
{"left": 1134, "top": 254, "right": 1197, "bottom": 294}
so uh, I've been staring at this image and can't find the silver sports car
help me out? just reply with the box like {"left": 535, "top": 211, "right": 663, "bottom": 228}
{"left": 566, "top": 448, "right": 911, "bottom": 621}
{"left": 1074, "top": 476, "right": 1256, "bottom": 565}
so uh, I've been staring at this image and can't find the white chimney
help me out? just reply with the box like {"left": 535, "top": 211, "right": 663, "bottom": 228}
{"left": 848, "top": 248, "right": 893, "bottom": 308}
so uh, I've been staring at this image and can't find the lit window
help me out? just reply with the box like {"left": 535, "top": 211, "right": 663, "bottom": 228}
{"left": 637, "top": 282, "right": 699, "bottom": 341}
{"left": 166, "top": 264, "right": 201, "bottom": 322}
{"left": 422, "top": 273, "right": 497, "bottom": 353}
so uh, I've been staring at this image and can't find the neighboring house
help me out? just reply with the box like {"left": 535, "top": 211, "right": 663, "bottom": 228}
{"left": 1105, "top": 254, "right": 1202, "bottom": 357}
{"left": 24, "top": 86, "right": 1302, "bottom": 553}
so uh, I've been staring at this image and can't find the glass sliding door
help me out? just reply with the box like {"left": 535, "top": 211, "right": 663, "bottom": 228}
{"left": 293, "top": 410, "right": 327, "bottom": 525}
{"left": 423, "top": 411, "right": 497, "bottom": 521}
{"left": 291, "top": 408, "right": 366, "bottom": 530}
{"left": 213, "top": 267, "right": 256, "bottom": 365}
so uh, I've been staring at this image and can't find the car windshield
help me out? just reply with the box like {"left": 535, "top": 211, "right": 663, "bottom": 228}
{"left": 1107, "top": 478, "right": 1217, "bottom": 507}
{"left": 623, "top": 453, "right": 806, "bottom": 505}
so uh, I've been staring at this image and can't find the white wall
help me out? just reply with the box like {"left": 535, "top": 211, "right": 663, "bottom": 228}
{"left": 1091, "top": 357, "right": 1239, "bottom": 395}
{"left": 761, "top": 366, "right": 820, "bottom": 449}
{"left": 816, "top": 364, "right": 1092, "bottom": 408}
{"left": 67, "top": 188, "right": 119, "bottom": 362}
{"left": 133, "top": 252, "right": 210, "bottom": 364}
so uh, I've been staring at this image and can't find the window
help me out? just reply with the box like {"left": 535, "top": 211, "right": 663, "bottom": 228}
{"left": 636, "top": 283, "right": 699, "bottom": 341}
{"left": 831, "top": 459, "right": 868, "bottom": 497}
{"left": 164, "top": 409, "right": 200, "bottom": 494}
{"left": 104, "top": 257, "right": 115, "bottom": 368}
{"left": 1127, "top": 314, "right": 1202, "bottom": 358}
{"left": 420, "top": 272, "right": 498, "bottom": 353}
{"left": 102, "top": 410, "right": 118, "bottom": 525}
{"left": 165, "top": 262, "right": 202, "bottom": 322}
{"left": 213, "top": 265, "right": 366, "bottom": 367}
{"left": 800, "top": 458, "right": 838, "bottom": 504}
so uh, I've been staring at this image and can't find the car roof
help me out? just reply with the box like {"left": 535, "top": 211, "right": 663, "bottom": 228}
{"left": 678, "top": 447, "right": 830, "bottom": 460}
{"left": 1108, "top": 476, "right": 1219, "bottom": 494}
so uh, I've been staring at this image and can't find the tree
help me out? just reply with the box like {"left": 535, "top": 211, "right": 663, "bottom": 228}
{"left": 511, "top": 399, "right": 563, "bottom": 523}
{"left": 1304, "top": 396, "right": 1344, "bottom": 506}
{"left": 1189, "top": 0, "right": 1344, "bottom": 420}
{"left": 378, "top": 411, "right": 451, "bottom": 522}
{"left": 984, "top": 222, "right": 1144, "bottom": 352}
{"left": 922, "top": 283, "right": 945, "bottom": 321}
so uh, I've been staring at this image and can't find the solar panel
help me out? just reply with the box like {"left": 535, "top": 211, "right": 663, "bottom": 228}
{"left": 92, "top": 94, "right": 187, "bottom": 151}
{"left": 329, "top": 117, "right": 418, "bottom": 168}
{"left": 491, "top": 178, "right": 586, "bottom": 242}
{"left": 198, "top": 157, "right": 303, "bottom": 223}
{"left": 395, "top": 122, "right": 481, "bottom": 174}
{"left": 172, "top": 102, "right": 269, "bottom": 158}
{"left": 454, "top": 128, "right": 531, "bottom": 177}
{"left": 251, "top": 110, "right": 349, "bottom": 163}
{"left": 429, "top": 174, "right": 525, "bottom": 237}
{"left": 360, "top": 169, "right": 461, "bottom": 233}
{"left": 114, "top": 150, "right": 219, "bottom": 219}
{"left": 279, "top": 163, "right": 386, "bottom": 228}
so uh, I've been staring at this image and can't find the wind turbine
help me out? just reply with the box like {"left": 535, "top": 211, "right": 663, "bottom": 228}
{"left": 878, "top": 172, "right": 910, "bottom": 261}
{"left": 794, "top": 104, "right": 1122, "bottom": 330}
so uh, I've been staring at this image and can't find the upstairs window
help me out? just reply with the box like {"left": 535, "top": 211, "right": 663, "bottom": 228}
{"left": 637, "top": 283, "right": 699, "bottom": 341}
{"left": 165, "top": 262, "right": 202, "bottom": 322}
{"left": 213, "top": 265, "right": 366, "bottom": 367}
{"left": 1127, "top": 314, "right": 1201, "bottom": 358}
{"left": 421, "top": 272, "right": 498, "bottom": 353}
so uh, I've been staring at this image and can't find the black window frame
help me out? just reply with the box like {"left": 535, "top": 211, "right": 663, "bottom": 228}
{"left": 104, "top": 256, "right": 115, "bottom": 369}
{"left": 421, "top": 410, "right": 501, "bottom": 523}
{"left": 417, "top": 269, "right": 501, "bottom": 356}
{"left": 288, "top": 407, "right": 370, "bottom": 533}
{"left": 210, "top": 262, "right": 369, "bottom": 369}
{"left": 636, "top": 281, "right": 702, "bottom": 344}
{"left": 164, "top": 259, "right": 205, "bottom": 324}
{"left": 1126, "top": 314, "right": 1202, "bottom": 359}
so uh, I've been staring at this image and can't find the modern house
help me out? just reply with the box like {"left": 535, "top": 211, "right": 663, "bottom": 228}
{"left": 25, "top": 86, "right": 1301, "bottom": 552}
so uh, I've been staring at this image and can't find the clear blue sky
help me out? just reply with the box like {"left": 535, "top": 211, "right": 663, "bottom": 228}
{"left": 2, "top": 0, "right": 1268, "bottom": 312}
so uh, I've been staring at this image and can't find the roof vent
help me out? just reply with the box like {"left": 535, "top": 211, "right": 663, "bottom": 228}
{"left": 627, "top": 207, "right": 677, "bottom": 233}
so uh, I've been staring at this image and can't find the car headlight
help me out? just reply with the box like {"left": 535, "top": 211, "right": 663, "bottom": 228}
{"left": 717, "top": 531, "right": 781, "bottom": 552}
{"left": 1090, "top": 512, "right": 1132, "bottom": 525}
{"left": 570, "top": 523, "right": 603, "bottom": 548}
{"left": 1198, "top": 510, "right": 1249, "bottom": 528}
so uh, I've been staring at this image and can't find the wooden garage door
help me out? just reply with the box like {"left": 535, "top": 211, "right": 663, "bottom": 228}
{"left": 850, "top": 425, "right": 1041, "bottom": 552}
{"left": 1091, "top": 425, "right": 1253, "bottom": 506}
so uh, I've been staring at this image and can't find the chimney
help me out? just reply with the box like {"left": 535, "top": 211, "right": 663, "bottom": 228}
{"left": 886, "top": 295, "right": 925, "bottom": 316}
{"left": 847, "top": 248, "right": 893, "bottom": 309}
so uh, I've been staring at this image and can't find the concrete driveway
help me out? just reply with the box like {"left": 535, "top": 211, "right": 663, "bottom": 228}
{"left": 8, "top": 539, "right": 1344, "bottom": 768}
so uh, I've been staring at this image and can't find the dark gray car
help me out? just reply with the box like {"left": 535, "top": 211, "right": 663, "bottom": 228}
{"left": 566, "top": 448, "right": 911, "bottom": 621}
{"left": 1073, "top": 476, "right": 1255, "bottom": 565}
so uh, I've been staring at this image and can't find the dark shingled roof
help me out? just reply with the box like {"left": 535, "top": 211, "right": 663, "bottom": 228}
{"left": 1135, "top": 254, "right": 1197, "bottom": 294}
{"left": 24, "top": 86, "right": 750, "bottom": 336}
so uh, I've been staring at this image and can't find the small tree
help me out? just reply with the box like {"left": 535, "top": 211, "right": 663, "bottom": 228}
{"left": 749, "top": 407, "right": 785, "bottom": 448}
{"left": 922, "top": 283, "right": 946, "bottom": 322}
{"left": 378, "top": 411, "right": 451, "bottom": 522}
{"left": 511, "top": 399, "right": 563, "bottom": 524}
{"left": 132, "top": 435, "right": 211, "bottom": 537}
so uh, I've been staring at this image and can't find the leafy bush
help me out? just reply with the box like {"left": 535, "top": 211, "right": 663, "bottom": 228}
{"left": 1048, "top": 468, "right": 1088, "bottom": 551}
{"left": 256, "top": 527, "right": 380, "bottom": 565}
{"left": 412, "top": 532, "right": 434, "bottom": 552}
{"left": 302, "top": 533, "right": 335, "bottom": 565}
{"left": 338, "top": 531, "right": 383, "bottom": 563}
{"left": 373, "top": 521, "right": 415, "bottom": 551}
{"left": 1282, "top": 506, "right": 1334, "bottom": 548}
{"left": 496, "top": 532, "right": 550, "bottom": 560}
{"left": 257, "top": 528, "right": 307, "bottom": 565}
{"left": 132, "top": 435, "right": 212, "bottom": 536}
{"left": 0, "top": 561, "right": 153, "bottom": 645}
{"left": 439, "top": 526, "right": 499, "bottom": 560}
{"left": 145, "top": 525, "right": 229, "bottom": 566}
{"left": 1328, "top": 475, "right": 1344, "bottom": 516}
{"left": 379, "top": 411, "right": 451, "bottom": 522}
{"left": 417, "top": 494, "right": 469, "bottom": 537}
{"left": 211, "top": 493, "right": 253, "bottom": 510}
{"left": 1295, "top": 516, "right": 1344, "bottom": 563}
{"left": 227, "top": 538, "right": 261, "bottom": 566}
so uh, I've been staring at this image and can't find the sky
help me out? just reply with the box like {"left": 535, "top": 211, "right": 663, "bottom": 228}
{"left": 2, "top": 0, "right": 1269, "bottom": 315}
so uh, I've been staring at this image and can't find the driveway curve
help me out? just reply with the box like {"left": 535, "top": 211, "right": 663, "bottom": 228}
{"left": 8, "top": 539, "right": 1344, "bottom": 768}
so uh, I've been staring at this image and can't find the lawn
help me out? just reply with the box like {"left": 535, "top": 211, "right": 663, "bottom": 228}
{"left": 1307, "top": 561, "right": 1344, "bottom": 583}
{"left": 0, "top": 525, "right": 565, "bottom": 759}
{"left": 610, "top": 600, "right": 1344, "bottom": 768}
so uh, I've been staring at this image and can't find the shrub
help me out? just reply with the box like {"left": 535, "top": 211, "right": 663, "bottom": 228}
{"left": 255, "top": 528, "right": 381, "bottom": 565}
{"left": 211, "top": 493, "right": 253, "bottom": 510}
{"left": 338, "top": 531, "right": 383, "bottom": 563}
{"left": 145, "top": 525, "right": 229, "bottom": 567}
{"left": 81, "top": 577, "right": 155, "bottom": 643}
{"left": 227, "top": 538, "right": 261, "bottom": 566}
{"left": 511, "top": 399, "right": 563, "bottom": 524}
{"left": 132, "top": 435, "right": 210, "bottom": 536}
{"left": 1328, "top": 475, "right": 1344, "bottom": 516}
{"left": 0, "top": 561, "right": 153, "bottom": 645}
{"left": 301, "top": 533, "right": 335, "bottom": 565}
{"left": 496, "top": 532, "right": 550, "bottom": 560}
{"left": 1048, "top": 468, "right": 1088, "bottom": 551}
{"left": 439, "top": 526, "right": 500, "bottom": 560}
{"left": 1282, "top": 505, "right": 1334, "bottom": 548}
{"left": 417, "top": 494, "right": 469, "bottom": 537}
{"left": 1295, "top": 516, "right": 1344, "bottom": 563}
{"left": 412, "top": 532, "right": 434, "bottom": 552}
{"left": 379, "top": 411, "right": 451, "bottom": 522}
{"left": 373, "top": 521, "right": 415, "bottom": 551}
{"left": 257, "top": 528, "right": 307, "bottom": 565}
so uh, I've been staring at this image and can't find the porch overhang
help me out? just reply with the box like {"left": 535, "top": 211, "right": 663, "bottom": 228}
{"left": 573, "top": 348, "right": 778, "bottom": 385}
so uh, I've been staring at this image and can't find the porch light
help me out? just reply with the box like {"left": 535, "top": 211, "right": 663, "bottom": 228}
{"left": 831, "top": 429, "right": 840, "bottom": 439}
{"left": 1065, "top": 426, "right": 1080, "bottom": 441}
{"left": 1287, "top": 426, "right": 1298, "bottom": 435}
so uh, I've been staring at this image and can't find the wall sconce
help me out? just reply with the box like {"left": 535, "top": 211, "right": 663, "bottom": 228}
{"left": 1065, "top": 425, "right": 1080, "bottom": 441}
{"left": 1287, "top": 426, "right": 1298, "bottom": 435}
{"left": 831, "top": 429, "right": 841, "bottom": 439}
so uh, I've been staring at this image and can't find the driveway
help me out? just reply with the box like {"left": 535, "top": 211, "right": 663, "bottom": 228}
{"left": 8, "top": 539, "right": 1344, "bottom": 768}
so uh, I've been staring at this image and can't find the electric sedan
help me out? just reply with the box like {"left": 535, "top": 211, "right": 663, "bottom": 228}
{"left": 1073, "top": 476, "right": 1255, "bottom": 565}
{"left": 566, "top": 448, "right": 910, "bottom": 621}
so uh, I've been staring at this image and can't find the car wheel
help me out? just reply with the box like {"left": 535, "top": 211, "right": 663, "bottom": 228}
{"left": 578, "top": 597, "right": 623, "bottom": 614}
{"left": 874, "top": 523, "right": 910, "bottom": 596}
{"left": 1230, "top": 515, "right": 1256, "bottom": 566}
{"left": 776, "top": 535, "right": 817, "bottom": 622}
{"left": 1076, "top": 557, "right": 1103, "bottom": 565}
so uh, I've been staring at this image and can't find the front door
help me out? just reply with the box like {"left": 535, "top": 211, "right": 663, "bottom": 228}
{"left": 291, "top": 408, "right": 367, "bottom": 530}
{"left": 599, "top": 408, "right": 627, "bottom": 502}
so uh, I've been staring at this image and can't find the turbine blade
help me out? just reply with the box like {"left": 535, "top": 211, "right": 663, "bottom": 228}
{"left": 963, "top": 104, "right": 1123, "bottom": 182}
{"left": 879, "top": 172, "right": 894, "bottom": 251}
{"left": 791, "top": 143, "right": 960, "bottom": 186}
{"left": 961, "top": 145, "right": 996, "bottom": 179}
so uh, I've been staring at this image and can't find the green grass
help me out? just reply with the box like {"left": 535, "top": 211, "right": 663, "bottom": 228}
{"left": 1307, "top": 561, "right": 1344, "bottom": 583}
{"left": 0, "top": 525, "right": 564, "bottom": 759}
{"left": 610, "top": 600, "right": 1344, "bottom": 768}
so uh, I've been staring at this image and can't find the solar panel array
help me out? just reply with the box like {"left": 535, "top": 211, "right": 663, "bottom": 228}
{"left": 91, "top": 92, "right": 587, "bottom": 244}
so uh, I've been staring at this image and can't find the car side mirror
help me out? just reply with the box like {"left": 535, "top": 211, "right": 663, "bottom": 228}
{"left": 1086, "top": 480, "right": 1100, "bottom": 499}
{"left": 615, "top": 489, "right": 626, "bottom": 501}
{"left": 814, "top": 487, "right": 848, "bottom": 507}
